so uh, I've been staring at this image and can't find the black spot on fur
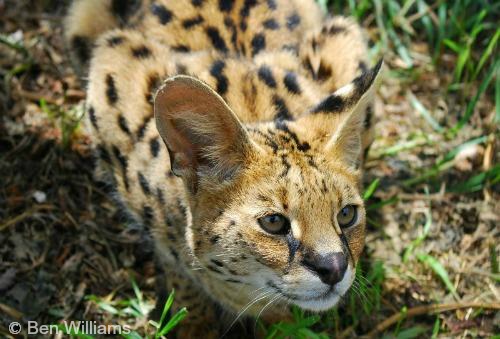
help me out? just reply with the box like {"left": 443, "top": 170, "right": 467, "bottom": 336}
{"left": 224, "top": 17, "right": 238, "bottom": 49}
{"left": 207, "top": 265, "right": 223, "bottom": 274}
{"left": 317, "top": 61, "right": 332, "bottom": 81}
{"left": 311, "top": 38, "right": 319, "bottom": 52}
{"left": 142, "top": 205, "right": 154, "bottom": 226}
{"left": 267, "top": 0, "right": 277, "bottom": 10}
{"left": 240, "top": 0, "right": 257, "bottom": 17}
{"left": 298, "top": 141, "right": 310, "bottom": 152}
{"left": 138, "top": 172, "right": 151, "bottom": 195}
{"left": 225, "top": 278, "right": 241, "bottom": 283}
{"left": 171, "top": 44, "right": 190, "bottom": 52}
{"left": 112, "top": 146, "right": 127, "bottom": 169}
{"left": 303, "top": 59, "right": 316, "bottom": 80}
{"left": 105, "top": 74, "right": 118, "bottom": 105}
{"left": 150, "top": 3, "right": 173, "bottom": 25}
{"left": 286, "top": 233, "right": 301, "bottom": 262}
{"left": 131, "top": 45, "right": 151, "bottom": 58}
{"left": 175, "top": 63, "right": 188, "bottom": 74}
{"left": 251, "top": 128, "right": 279, "bottom": 153}
{"left": 182, "top": 15, "right": 204, "bottom": 28}
{"left": 170, "top": 248, "right": 179, "bottom": 260}
{"left": 97, "top": 145, "right": 111, "bottom": 163}
{"left": 280, "top": 154, "right": 291, "bottom": 177}
{"left": 263, "top": 18, "right": 279, "bottom": 30}
{"left": 352, "top": 59, "right": 383, "bottom": 97}
{"left": 107, "top": 36, "right": 124, "bottom": 47}
{"left": 283, "top": 72, "right": 301, "bottom": 94}
{"left": 191, "top": 0, "right": 204, "bottom": 6}
{"left": 150, "top": 137, "right": 160, "bottom": 157}
{"left": 321, "top": 179, "right": 328, "bottom": 193}
{"left": 88, "top": 106, "right": 98, "bottom": 130}
{"left": 325, "top": 24, "right": 346, "bottom": 35}
{"left": 313, "top": 60, "right": 382, "bottom": 114}
{"left": 137, "top": 114, "right": 153, "bottom": 140}
{"left": 311, "top": 94, "right": 345, "bottom": 114}
{"left": 210, "top": 60, "right": 228, "bottom": 95}
{"left": 71, "top": 36, "right": 90, "bottom": 63}
{"left": 205, "top": 27, "right": 229, "bottom": 53}
{"left": 307, "top": 155, "right": 318, "bottom": 169}
{"left": 219, "top": 0, "right": 233, "bottom": 11}
{"left": 239, "top": 43, "right": 246, "bottom": 55}
{"left": 251, "top": 33, "right": 266, "bottom": 56}
{"left": 210, "top": 235, "right": 221, "bottom": 244}
{"left": 111, "top": 0, "right": 128, "bottom": 19}
{"left": 211, "top": 259, "right": 224, "bottom": 267}
{"left": 111, "top": 0, "right": 141, "bottom": 23}
{"left": 118, "top": 115, "right": 132, "bottom": 135}
{"left": 258, "top": 65, "right": 276, "bottom": 88}
{"left": 286, "top": 13, "right": 301, "bottom": 31}
{"left": 359, "top": 61, "right": 368, "bottom": 73}
{"left": 273, "top": 96, "right": 292, "bottom": 120}
{"left": 112, "top": 146, "right": 129, "bottom": 190}
{"left": 223, "top": 16, "right": 234, "bottom": 27}
{"left": 146, "top": 73, "right": 162, "bottom": 105}
{"left": 275, "top": 120, "right": 310, "bottom": 152}
{"left": 156, "top": 187, "right": 165, "bottom": 205}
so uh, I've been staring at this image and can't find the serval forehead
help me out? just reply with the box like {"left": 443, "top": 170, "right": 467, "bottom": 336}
{"left": 246, "top": 119, "right": 329, "bottom": 157}
{"left": 242, "top": 149, "right": 359, "bottom": 203}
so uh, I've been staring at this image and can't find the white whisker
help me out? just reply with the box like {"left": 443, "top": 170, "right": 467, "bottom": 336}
{"left": 221, "top": 289, "right": 273, "bottom": 337}
{"left": 253, "top": 293, "right": 282, "bottom": 334}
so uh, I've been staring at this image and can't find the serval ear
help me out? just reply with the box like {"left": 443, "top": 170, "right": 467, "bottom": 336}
{"left": 311, "top": 59, "right": 383, "bottom": 168}
{"left": 154, "top": 76, "right": 253, "bottom": 190}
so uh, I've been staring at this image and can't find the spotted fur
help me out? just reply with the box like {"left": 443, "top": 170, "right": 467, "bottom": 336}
{"left": 65, "top": 0, "right": 382, "bottom": 336}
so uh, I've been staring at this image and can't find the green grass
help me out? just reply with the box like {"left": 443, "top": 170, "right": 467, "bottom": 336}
{"left": 54, "top": 279, "right": 187, "bottom": 339}
{"left": 342, "top": 0, "right": 499, "bottom": 194}
{"left": 40, "top": 98, "right": 84, "bottom": 148}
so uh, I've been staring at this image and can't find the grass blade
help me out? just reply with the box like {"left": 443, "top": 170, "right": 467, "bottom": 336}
{"left": 404, "top": 135, "right": 488, "bottom": 186}
{"left": 396, "top": 326, "right": 427, "bottom": 339}
{"left": 448, "top": 164, "right": 500, "bottom": 193}
{"left": 449, "top": 59, "right": 498, "bottom": 136}
{"left": 408, "top": 91, "right": 444, "bottom": 132}
{"left": 363, "top": 178, "right": 380, "bottom": 200}
{"left": 496, "top": 60, "right": 500, "bottom": 123}
{"left": 431, "top": 316, "right": 440, "bottom": 339}
{"left": 473, "top": 28, "right": 499, "bottom": 80}
{"left": 417, "top": 254, "right": 460, "bottom": 300}
{"left": 158, "top": 307, "right": 188, "bottom": 336}
{"left": 490, "top": 244, "right": 499, "bottom": 275}
{"left": 155, "top": 289, "right": 175, "bottom": 336}
{"left": 403, "top": 209, "right": 432, "bottom": 262}
{"left": 367, "top": 196, "right": 398, "bottom": 211}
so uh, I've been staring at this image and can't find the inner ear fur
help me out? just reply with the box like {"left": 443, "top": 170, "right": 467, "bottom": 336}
{"left": 154, "top": 75, "right": 253, "bottom": 184}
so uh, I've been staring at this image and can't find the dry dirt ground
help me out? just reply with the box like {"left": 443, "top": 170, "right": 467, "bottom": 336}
{"left": 0, "top": 1, "right": 498, "bottom": 338}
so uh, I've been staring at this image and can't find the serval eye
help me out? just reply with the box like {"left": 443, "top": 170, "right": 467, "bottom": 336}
{"left": 258, "top": 214, "right": 290, "bottom": 234}
{"left": 337, "top": 205, "right": 357, "bottom": 228}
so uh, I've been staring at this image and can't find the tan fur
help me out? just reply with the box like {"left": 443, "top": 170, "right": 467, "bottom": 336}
{"left": 65, "top": 0, "right": 381, "bottom": 336}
